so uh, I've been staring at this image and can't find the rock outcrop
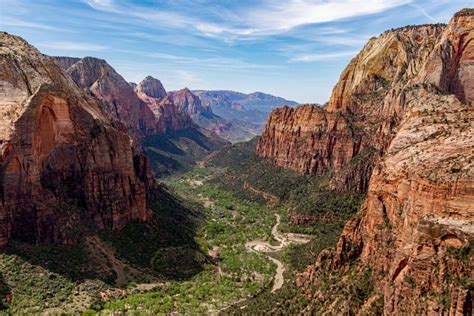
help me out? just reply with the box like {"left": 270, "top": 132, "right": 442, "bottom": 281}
{"left": 0, "top": 32, "right": 153, "bottom": 248}
{"left": 257, "top": 21, "right": 447, "bottom": 192}
{"left": 136, "top": 76, "right": 167, "bottom": 99}
{"left": 292, "top": 9, "right": 473, "bottom": 314}
{"left": 168, "top": 88, "right": 213, "bottom": 117}
{"left": 135, "top": 76, "right": 194, "bottom": 132}
{"left": 55, "top": 56, "right": 161, "bottom": 138}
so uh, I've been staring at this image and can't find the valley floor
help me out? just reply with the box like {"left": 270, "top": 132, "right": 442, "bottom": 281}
{"left": 0, "top": 141, "right": 356, "bottom": 314}
{"left": 103, "top": 165, "right": 314, "bottom": 314}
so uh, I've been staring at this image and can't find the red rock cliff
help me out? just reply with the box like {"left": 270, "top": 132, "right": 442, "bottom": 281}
{"left": 135, "top": 76, "right": 195, "bottom": 132}
{"left": 0, "top": 32, "right": 153, "bottom": 247}
{"left": 257, "top": 22, "right": 447, "bottom": 192}
{"left": 168, "top": 88, "right": 213, "bottom": 117}
{"left": 295, "top": 10, "right": 473, "bottom": 314}
{"left": 55, "top": 56, "right": 161, "bottom": 138}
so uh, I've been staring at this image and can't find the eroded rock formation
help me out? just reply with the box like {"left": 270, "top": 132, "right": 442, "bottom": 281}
{"left": 0, "top": 32, "right": 153, "bottom": 247}
{"left": 257, "top": 22, "right": 448, "bottom": 192}
{"left": 135, "top": 76, "right": 195, "bottom": 132}
{"left": 168, "top": 88, "right": 213, "bottom": 117}
{"left": 55, "top": 56, "right": 160, "bottom": 138}
{"left": 291, "top": 9, "right": 473, "bottom": 314}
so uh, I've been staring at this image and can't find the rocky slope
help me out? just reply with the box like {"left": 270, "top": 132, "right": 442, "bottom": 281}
{"left": 257, "top": 21, "right": 448, "bottom": 193}
{"left": 286, "top": 9, "right": 473, "bottom": 314}
{"left": 55, "top": 56, "right": 161, "bottom": 138}
{"left": 135, "top": 76, "right": 195, "bottom": 132}
{"left": 166, "top": 88, "right": 258, "bottom": 142}
{"left": 168, "top": 88, "right": 213, "bottom": 117}
{"left": 0, "top": 32, "right": 154, "bottom": 247}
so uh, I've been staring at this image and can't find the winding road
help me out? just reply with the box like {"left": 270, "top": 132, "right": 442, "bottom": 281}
{"left": 245, "top": 214, "right": 312, "bottom": 292}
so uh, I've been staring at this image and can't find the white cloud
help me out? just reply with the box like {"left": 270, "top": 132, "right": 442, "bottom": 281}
{"left": 0, "top": 17, "right": 57, "bottom": 30}
{"left": 83, "top": 0, "right": 116, "bottom": 11}
{"left": 83, "top": 0, "right": 412, "bottom": 40}
{"left": 290, "top": 51, "right": 357, "bottom": 62}
{"left": 240, "top": 0, "right": 412, "bottom": 34}
{"left": 408, "top": 3, "right": 437, "bottom": 22}
{"left": 37, "top": 41, "right": 108, "bottom": 51}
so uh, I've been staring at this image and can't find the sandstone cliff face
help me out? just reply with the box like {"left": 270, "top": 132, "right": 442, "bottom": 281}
{"left": 0, "top": 32, "right": 152, "bottom": 247}
{"left": 294, "top": 10, "right": 473, "bottom": 315}
{"left": 168, "top": 88, "right": 213, "bottom": 117}
{"left": 135, "top": 76, "right": 195, "bottom": 132}
{"left": 136, "top": 76, "right": 167, "bottom": 99}
{"left": 257, "top": 22, "right": 446, "bottom": 192}
{"left": 55, "top": 56, "right": 160, "bottom": 137}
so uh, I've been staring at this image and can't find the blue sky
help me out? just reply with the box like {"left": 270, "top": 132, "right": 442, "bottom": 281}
{"left": 1, "top": 0, "right": 472, "bottom": 103}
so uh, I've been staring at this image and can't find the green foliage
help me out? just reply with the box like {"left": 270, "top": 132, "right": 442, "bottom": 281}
{"left": 404, "top": 275, "right": 416, "bottom": 289}
{"left": 103, "top": 167, "right": 276, "bottom": 313}
{"left": 0, "top": 247, "right": 107, "bottom": 314}
{"left": 99, "top": 186, "right": 205, "bottom": 280}
{"left": 446, "top": 239, "right": 474, "bottom": 264}
{"left": 281, "top": 223, "right": 342, "bottom": 271}
{"left": 144, "top": 128, "right": 228, "bottom": 176}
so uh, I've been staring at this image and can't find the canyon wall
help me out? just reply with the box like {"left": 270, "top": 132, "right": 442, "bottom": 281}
{"left": 0, "top": 32, "right": 153, "bottom": 247}
{"left": 293, "top": 9, "right": 473, "bottom": 314}
{"left": 257, "top": 22, "right": 447, "bottom": 192}
{"left": 58, "top": 56, "right": 161, "bottom": 138}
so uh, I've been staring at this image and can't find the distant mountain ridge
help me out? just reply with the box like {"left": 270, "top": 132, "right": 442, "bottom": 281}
{"left": 193, "top": 90, "right": 299, "bottom": 112}
{"left": 165, "top": 88, "right": 261, "bottom": 142}
{"left": 193, "top": 90, "right": 299, "bottom": 125}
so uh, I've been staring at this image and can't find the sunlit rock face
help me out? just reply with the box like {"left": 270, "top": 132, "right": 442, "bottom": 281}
{"left": 55, "top": 56, "right": 161, "bottom": 138}
{"left": 0, "top": 32, "right": 153, "bottom": 248}
{"left": 257, "top": 21, "right": 448, "bottom": 193}
{"left": 293, "top": 10, "right": 474, "bottom": 314}
{"left": 168, "top": 88, "right": 213, "bottom": 117}
{"left": 135, "top": 76, "right": 195, "bottom": 133}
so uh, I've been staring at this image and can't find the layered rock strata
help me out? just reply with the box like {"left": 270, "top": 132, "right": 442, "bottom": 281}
{"left": 135, "top": 76, "right": 195, "bottom": 132}
{"left": 293, "top": 9, "right": 473, "bottom": 314}
{"left": 0, "top": 32, "right": 153, "bottom": 247}
{"left": 257, "top": 22, "right": 448, "bottom": 192}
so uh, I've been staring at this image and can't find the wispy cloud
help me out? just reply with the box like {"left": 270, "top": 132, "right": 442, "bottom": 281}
{"left": 83, "top": 0, "right": 115, "bottom": 11}
{"left": 126, "top": 50, "right": 281, "bottom": 71}
{"left": 37, "top": 41, "right": 108, "bottom": 51}
{"left": 239, "top": 0, "right": 412, "bottom": 34}
{"left": 290, "top": 51, "right": 358, "bottom": 62}
{"left": 408, "top": 3, "right": 437, "bottom": 22}
{"left": 0, "top": 17, "right": 57, "bottom": 30}
{"left": 82, "top": 0, "right": 412, "bottom": 40}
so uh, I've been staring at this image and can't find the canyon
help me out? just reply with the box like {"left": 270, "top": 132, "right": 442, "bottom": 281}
{"left": 0, "top": 6, "right": 472, "bottom": 316}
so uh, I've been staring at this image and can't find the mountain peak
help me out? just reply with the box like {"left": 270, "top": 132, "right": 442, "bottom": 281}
{"left": 136, "top": 76, "right": 167, "bottom": 99}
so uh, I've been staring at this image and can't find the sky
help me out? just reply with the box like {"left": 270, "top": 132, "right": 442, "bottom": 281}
{"left": 1, "top": 0, "right": 472, "bottom": 103}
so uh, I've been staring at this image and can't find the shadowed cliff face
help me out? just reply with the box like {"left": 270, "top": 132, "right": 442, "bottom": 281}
{"left": 0, "top": 32, "right": 154, "bottom": 248}
{"left": 291, "top": 10, "right": 473, "bottom": 314}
